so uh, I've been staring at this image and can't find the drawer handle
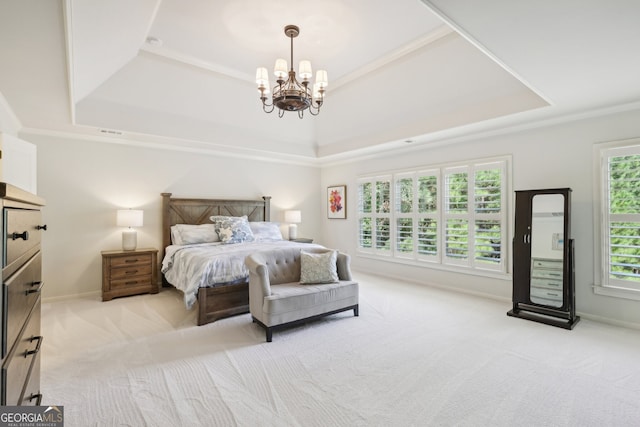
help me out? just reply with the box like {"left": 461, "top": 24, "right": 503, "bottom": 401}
{"left": 37, "top": 224, "right": 48, "bottom": 231}
{"left": 125, "top": 259, "right": 139, "bottom": 263}
{"left": 125, "top": 270, "right": 139, "bottom": 275}
{"left": 26, "top": 281, "right": 44, "bottom": 295}
{"left": 125, "top": 281, "right": 139, "bottom": 285}
{"left": 24, "top": 335, "right": 43, "bottom": 358}
{"left": 11, "top": 231, "right": 29, "bottom": 240}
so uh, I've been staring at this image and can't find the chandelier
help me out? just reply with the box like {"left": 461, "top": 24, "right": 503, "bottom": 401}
{"left": 256, "top": 25, "right": 328, "bottom": 118}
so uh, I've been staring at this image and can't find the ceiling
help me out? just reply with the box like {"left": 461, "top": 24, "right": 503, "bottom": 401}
{"left": 1, "top": 0, "right": 640, "bottom": 163}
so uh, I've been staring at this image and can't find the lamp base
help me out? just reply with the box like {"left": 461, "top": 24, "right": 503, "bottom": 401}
{"left": 289, "top": 224, "right": 298, "bottom": 240}
{"left": 122, "top": 230, "right": 137, "bottom": 251}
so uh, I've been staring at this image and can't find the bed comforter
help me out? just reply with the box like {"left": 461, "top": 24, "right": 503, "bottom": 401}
{"left": 162, "top": 240, "right": 324, "bottom": 309}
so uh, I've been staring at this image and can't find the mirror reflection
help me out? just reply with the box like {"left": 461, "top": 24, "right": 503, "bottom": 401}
{"left": 530, "top": 194, "right": 564, "bottom": 307}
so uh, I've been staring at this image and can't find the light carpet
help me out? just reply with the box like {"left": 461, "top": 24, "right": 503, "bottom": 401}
{"left": 41, "top": 273, "right": 640, "bottom": 426}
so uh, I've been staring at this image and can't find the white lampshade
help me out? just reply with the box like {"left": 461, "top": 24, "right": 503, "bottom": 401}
{"left": 117, "top": 209, "right": 143, "bottom": 227}
{"left": 274, "top": 58, "right": 288, "bottom": 79}
{"left": 117, "top": 209, "right": 143, "bottom": 251}
{"left": 315, "top": 69, "right": 328, "bottom": 88}
{"left": 284, "top": 210, "right": 301, "bottom": 224}
{"left": 285, "top": 210, "right": 301, "bottom": 240}
{"left": 299, "top": 60, "right": 312, "bottom": 80}
{"left": 256, "top": 67, "right": 269, "bottom": 87}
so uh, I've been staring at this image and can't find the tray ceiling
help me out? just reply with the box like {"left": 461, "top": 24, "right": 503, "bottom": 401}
{"left": 1, "top": 0, "right": 639, "bottom": 162}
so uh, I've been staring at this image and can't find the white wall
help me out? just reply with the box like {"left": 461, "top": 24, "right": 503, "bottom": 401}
{"left": 24, "top": 134, "right": 322, "bottom": 300}
{"left": 0, "top": 91, "right": 21, "bottom": 136}
{"left": 19, "top": 105, "right": 640, "bottom": 327}
{"left": 320, "top": 107, "right": 640, "bottom": 327}
{"left": 0, "top": 133, "right": 37, "bottom": 193}
{"left": 0, "top": 90, "right": 23, "bottom": 180}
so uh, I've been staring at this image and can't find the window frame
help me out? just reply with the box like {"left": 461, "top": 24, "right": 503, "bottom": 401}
{"left": 357, "top": 156, "right": 510, "bottom": 277}
{"left": 593, "top": 138, "right": 640, "bottom": 301}
{"left": 393, "top": 170, "right": 441, "bottom": 263}
{"left": 357, "top": 175, "right": 393, "bottom": 257}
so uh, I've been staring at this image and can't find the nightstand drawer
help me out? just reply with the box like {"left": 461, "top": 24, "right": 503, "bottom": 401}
{"left": 110, "top": 276, "right": 152, "bottom": 290}
{"left": 110, "top": 264, "right": 152, "bottom": 280}
{"left": 109, "top": 254, "right": 152, "bottom": 268}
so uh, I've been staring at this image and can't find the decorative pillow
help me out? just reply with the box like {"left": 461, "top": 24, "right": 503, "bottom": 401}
{"left": 210, "top": 215, "right": 255, "bottom": 244}
{"left": 250, "top": 222, "right": 283, "bottom": 241}
{"left": 300, "top": 249, "right": 339, "bottom": 284}
{"left": 171, "top": 224, "right": 220, "bottom": 245}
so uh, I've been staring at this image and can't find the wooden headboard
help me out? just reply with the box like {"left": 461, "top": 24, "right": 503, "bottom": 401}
{"left": 161, "top": 193, "right": 271, "bottom": 255}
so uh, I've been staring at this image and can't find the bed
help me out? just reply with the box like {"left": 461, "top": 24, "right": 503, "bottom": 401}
{"left": 160, "top": 193, "right": 322, "bottom": 326}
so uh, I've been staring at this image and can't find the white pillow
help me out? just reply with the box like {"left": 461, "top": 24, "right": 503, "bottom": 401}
{"left": 171, "top": 224, "right": 220, "bottom": 245}
{"left": 250, "top": 222, "right": 283, "bottom": 241}
{"left": 300, "top": 250, "right": 339, "bottom": 284}
{"left": 210, "top": 215, "right": 255, "bottom": 244}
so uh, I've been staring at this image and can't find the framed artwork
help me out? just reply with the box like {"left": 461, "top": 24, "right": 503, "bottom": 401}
{"left": 327, "top": 185, "right": 347, "bottom": 219}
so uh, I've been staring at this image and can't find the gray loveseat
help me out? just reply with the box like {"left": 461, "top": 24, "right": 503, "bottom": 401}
{"left": 245, "top": 247, "right": 359, "bottom": 342}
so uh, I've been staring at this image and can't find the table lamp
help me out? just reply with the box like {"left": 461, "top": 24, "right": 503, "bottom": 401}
{"left": 284, "top": 210, "right": 301, "bottom": 240}
{"left": 117, "top": 209, "right": 143, "bottom": 250}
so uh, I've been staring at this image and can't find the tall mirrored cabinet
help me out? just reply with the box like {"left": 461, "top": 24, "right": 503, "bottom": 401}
{"left": 507, "top": 188, "right": 580, "bottom": 329}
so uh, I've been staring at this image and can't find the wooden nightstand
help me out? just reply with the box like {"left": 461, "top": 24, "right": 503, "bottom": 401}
{"left": 101, "top": 248, "right": 158, "bottom": 301}
{"left": 290, "top": 237, "right": 313, "bottom": 243}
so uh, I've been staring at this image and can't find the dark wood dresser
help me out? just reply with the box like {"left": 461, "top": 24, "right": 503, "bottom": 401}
{"left": 0, "top": 183, "right": 46, "bottom": 405}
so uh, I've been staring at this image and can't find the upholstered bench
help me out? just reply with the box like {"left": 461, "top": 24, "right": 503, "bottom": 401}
{"left": 245, "top": 247, "right": 359, "bottom": 342}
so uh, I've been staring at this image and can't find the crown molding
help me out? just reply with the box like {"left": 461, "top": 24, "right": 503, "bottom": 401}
{"left": 19, "top": 98, "right": 640, "bottom": 170}
{"left": 19, "top": 126, "right": 322, "bottom": 168}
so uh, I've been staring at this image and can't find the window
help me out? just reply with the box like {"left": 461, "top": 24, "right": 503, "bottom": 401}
{"left": 595, "top": 140, "right": 640, "bottom": 299}
{"left": 357, "top": 157, "right": 508, "bottom": 274}
{"left": 358, "top": 176, "right": 392, "bottom": 255}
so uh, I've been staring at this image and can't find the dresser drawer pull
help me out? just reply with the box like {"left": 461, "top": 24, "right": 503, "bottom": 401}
{"left": 125, "top": 281, "right": 139, "bottom": 285}
{"left": 125, "top": 259, "right": 139, "bottom": 263}
{"left": 26, "top": 281, "right": 44, "bottom": 295}
{"left": 36, "top": 224, "right": 47, "bottom": 231}
{"left": 24, "top": 335, "right": 43, "bottom": 357}
{"left": 11, "top": 231, "right": 29, "bottom": 240}
{"left": 27, "top": 393, "right": 43, "bottom": 406}
{"left": 125, "top": 270, "right": 139, "bottom": 275}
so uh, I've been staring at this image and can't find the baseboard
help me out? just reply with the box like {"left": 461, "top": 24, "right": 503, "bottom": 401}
{"left": 577, "top": 311, "right": 640, "bottom": 331}
{"left": 42, "top": 290, "right": 101, "bottom": 304}
{"left": 352, "top": 269, "right": 640, "bottom": 331}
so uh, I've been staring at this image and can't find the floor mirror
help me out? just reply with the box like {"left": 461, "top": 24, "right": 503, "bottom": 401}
{"left": 507, "top": 188, "right": 580, "bottom": 329}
